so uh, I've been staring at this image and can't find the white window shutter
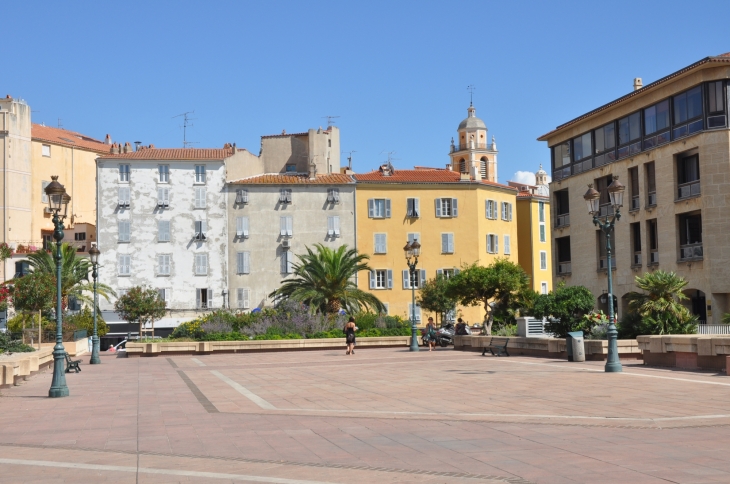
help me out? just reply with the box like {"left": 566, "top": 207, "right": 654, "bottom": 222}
{"left": 243, "top": 251, "right": 250, "bottom": 274}
{"left": 508, "top": 203, "right": 513, "bottom": 221}
{"left": 385, "top": 199, "right": 391, "bottom": 218}
{"left": 437, "top": 269, "right": 443, "bottom": 277}
{"left": 286, "top": 251, "right": 293, "bottom": 273}
{"left": 236, "top": 217, "right": 244, "bottom": 237}
{"left": 242, "top": 217, "right": 249, "bottom": 237}
{"left": 286, "top": 216, "right": 293, "bottom": 236}
{"left": 485, "top": 200, "right": 489, "bottom": 219}
{"left": 201, "top": 220, "right": 207, "bottom": 235}
{"left": 327, "top": 216, "right": 334, "bottom": 236}
{"left": 495, "top": 235, "right": 499, "bottom": 254}
{"left": 242, "top": 189, "right": 249, "bottom": 203}
{"left": 333, "top": 216, "right": 340, "bottom": 237}
{"left": 279, "top": 190, "right": 285, "bottom": 203}
{"left": 237, "top": 288, "right": 244, "bottom": 308}
{"left": 435, "top": 198, "right": 442, "bottom": 217}
{"left": 196, "top": 289, "right": 201, "bottom": 308}
{"left": 368, "top": 199, "right": 374, "bottom": 218}
{"left": 406, "top": 199, "right": 413, "bottom": 217}
{"left": 280, "top": 217, "right": 287, "bottom": 236}
{"left": 243, "top": 288, "right": 250, "bottom": 309}
{"left": 414, "top": 198, "right": 420, "bottom": 217}
{"left": 237, "top": 252, "right": 244, "bottom": 273}
{"left": 387, "top": 270, "right": 393, "bottom": 289}
{"left": 402, "top": 269, "right": 409, "bottom": 289}
{"left": 281, "top": 252, "right": 287, "bottom": 273}
{"left": 369, "top": 270, "right": 376, "bottom": 289}
{"left": 448, "top": 234, "right": 454, "bottom": 253}
{"left": 487, "top": 235, "right": 492, "bottom": 253}
{"left": 207, "top": 289, "right": 213, "bottom": 308}
{"left": 452, "top": 198, "right": 458, "bottom": 217}
{"left": 441, "top": 233, "right": 448, "bottom": 253}
{"left": 505, "top": 235, "right": 511, "bottom": 255}
{"left": 420, "top": 269, "right": 426, "bottom": 286}
{"left": 158, "top": 187, "right": 163, "bottom": 204}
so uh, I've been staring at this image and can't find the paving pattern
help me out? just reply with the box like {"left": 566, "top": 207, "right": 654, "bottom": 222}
{"left": 1, "top": 347, "right": 730, "bottom": 483}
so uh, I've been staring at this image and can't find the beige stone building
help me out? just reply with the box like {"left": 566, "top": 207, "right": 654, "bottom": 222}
{"left": 538, "top": 53, "right": 730, "bottom": 323}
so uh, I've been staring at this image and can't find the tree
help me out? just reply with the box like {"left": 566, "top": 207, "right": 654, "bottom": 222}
{"left": 417, "top": 274, "right": 457, "bottom": 325}
{"left": 626, "top": 270, "right": 697, "bottom": 335}
{"left": 446, "top": 259, "right": 531, "bottom": 335}
{"left": 532, "top": 283, "right": 595, "bottom": 338}
{"left": 269, "top": 244, "right": 385, "bottom": 314}
{"left": 63, "top": 307, "right": 109, "bottom": 338}
{"left": 12, "top": 272, "right": 56, "bottom": 345}
{"left": 114, "top": 286, "right": 166, "bottom": 339}
{"left": 25, "top": 243, "right": 115, "bottom": 309}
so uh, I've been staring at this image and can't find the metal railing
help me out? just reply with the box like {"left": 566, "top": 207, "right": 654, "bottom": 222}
{"left": 678, "top": 180, "right": 700, "bottom": 199}
{"left": 630, "top": 196, "right": 640, "bottom": 211}
{"left": 555, "top": 213, "right": 570, "bottom": 228}
{"left": 598, "top": 258, "right": 617, "bottom": 270}
{"left": 680, "top": 243, "right": 703, "bottom": 261}
{"left": 452, "top": 142, "right": 490, "bottom": 152}
{"left": 557, "top": 262, "right": 571, "bottom": 275}
{"left": 697, "top": 324, "right": 730, "bottom": 335}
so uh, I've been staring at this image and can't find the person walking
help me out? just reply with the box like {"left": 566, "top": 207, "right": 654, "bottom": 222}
{"left": 425, "top": 317, "right": 437, "bottom": 351}
{"left": 344, "top": 317, "right": 357, "bottom": 355}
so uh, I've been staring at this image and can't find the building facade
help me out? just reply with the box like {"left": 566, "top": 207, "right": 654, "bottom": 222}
{"left": 538, "top": 53, "right": 730, "bottom": 323}
{"left": 226, "top": 171, "right": 355, "bottom": 310}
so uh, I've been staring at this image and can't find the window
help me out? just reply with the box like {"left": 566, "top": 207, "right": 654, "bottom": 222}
{"left": 436, "top": 268, "right": 460, "bottom": 279}
{"left": 374, "top": 233, "right": 387, "bottom": 254}
{"left": 539, "top": 224, "right": 546, "bottom": 243}
{"left": 279, "top": 216, "right": 293, "bottom": 237}
{"left": 541, "top": 282, "right": 548, "bottom": 295}
{"left": 436, "top": 198, "right": 458, "bottom": 217}
{"left": 237, "top": 288, "right": 251, "bottom": 309}
{"left": 631, "top": 222, "right": 642, "bottom": 266}
{"left": 645, "top": 162, "right": 657, "bottom": 206}
{"left": 119, "top": 164, "right": 130, "bottom": 182}
{"left": 279, "top": 189, "right": 292, "bottom": 204}
{"left": 194, "top": 220, "right": 207, "bottom": 241}
{"left": 158, "top": 165, "right": 169, "bottom": 183}
{"left": 554, "top": 190, "right": 569, "bottom": 227}
{"left": 327, "top": 216, "right": 340, "bottom": 237}
{"left": 157, "top": 288, "right": 170, "bottom": 305}
{"left": 194, "top": 187, "right": 206, "bottom": 209}
{"left": 281, "top": 250, "right": 293, "bottom": 274}
{"left": 195, "top": 254, "right": 208, "bottom": 275}
{"left": 285, "top": 164, "right": 297, "bottom": 173}
{"left": 594, "top": 175, "right": 614, "bottom": 217}
{"left": 157, "top": 187, "right": 170, "bottom": 207}
{"left": 196, "top": 288, "right": 212, "bottom": 309}
{"left": 552, "top": 141, "right": 571, "bottom": 168}
{"left": 118, "top": 254, "right": 131, "bottom": 276}
{"left": 236, "top": 216, "right": 249, "bottom": 238}
{"left": 572, "top": 132, "right": 592, "bottom": 162}
{"left": 235, "top": 188, "right": 249, "bottom": 204}
{"left": 556, "top": 236, "right": 571, "bottom": 274}
{"left": 679, "top": 212, "right": 703, "bottom": 260}
{"left": 628, "top": 167, "right": 640, "bottom": 211}
{"left": 74, "top": 232, "right": 86, "bottom": 241}
{"left": 486, "top": 234, "right": 499, "bottom": 254}
{"left": 236, "top": 251, "right": 250, "bottom": 274}
{"left": 540, "top": 251, "right": 547, "bottom": 270}
{"left": 617, "top": 112, "right": 641, "bottom": 159}
{"left": 597, "top": 230, "right": 616, "bottom": 270}
{"left": 406, "top": 198, "right": 420, "bottom": 218}
{"left": 41, "top": 181, "right": 50, "bottom": 203}
{"left": 42, "top": 144, "right": 51, "bottom": 157}
{"left": 485, "top": 199, "right": 497, "bottom": 219}
{"left": 157, "top": 254, "right": 171, "bottom": 275}
{"left": 504, "top": 235, "right": 511, "bottom": 255}
{"left": 673, "top": 86, "right": 703, "bottom": 139}
{"left": 647, "top": 219, "right": 659, "bottom": 264}
{"left": 677, "top": 154, "right": 700, "bottom": 199}
{"left": 538, "top": 202, "right": 545, "bottom": 222}
{"left": 501, "top": 202, "right": 513, "bottom": 221}
{"left": 118, "top": 187, "right": 130, "bottom": 208}
{"left": 194, "top": 165, "right": 206, "bottom": 183}
{"left": 643, "top": 100, "right": 671, "bottom": 149}
{"left": 118, "top": 221, "right": 130, "bottom": 243}
{"left": 369, "top": 269, "right": 393, "bottom": 289}
{"left": 593, "top": 122, "right": 616, "bottom": 167}
{"left": 407, "top": 303, "right": 422, "bottom": 322}
{"left": 707, "top": 81, "right": 727, "bottom": 128}
{"left": 158, "top": 220, "right": 170, "bottom": 242}
{"left": 14, "top": 261, "right": 30, "bottom": 278}
{"left": 327, "top": 188, "right": 340, "bottom": 204}
{"left": 407, "top": 233, "right": 420, "bottom": 245}
{"left": 402, "top": 269, "right": 427, "bottom": 289}
{"left": 368, "top": 198, "right": 391, "bottom": 218}
{"left": 441, "top": 233, "right": 454, "bottom": 254}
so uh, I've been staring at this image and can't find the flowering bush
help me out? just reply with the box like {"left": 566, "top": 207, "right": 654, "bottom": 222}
{"left": 0, "top": 243, "right": 12, "bottom": 261}
{"left": 580, "top": 310, "right": 609, "bottom": 339}
{"left": 0, "top": 285, "right": 10, "bottom": 312}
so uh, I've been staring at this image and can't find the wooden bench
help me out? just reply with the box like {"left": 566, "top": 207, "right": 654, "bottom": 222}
{"left": 481, "top": 337, "right": 510, "bottom": 357}
{"left": 64, "top": 353, "right": 81, "bottom": 373}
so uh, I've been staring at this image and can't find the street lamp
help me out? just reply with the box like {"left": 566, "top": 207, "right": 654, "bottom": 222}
{"left": 88, "top": 244, "right": 101, "bottom": 365}
{"left": 403, "top": 238, "right": 421, "bottom": 352}
{"left": 45, "top": 176, "right": 71, "bottom": 397}
{"left": 583, "top": 175, "right": 625, "bottom": 373}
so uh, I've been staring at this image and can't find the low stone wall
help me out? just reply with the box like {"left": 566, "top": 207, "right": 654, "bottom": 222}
{"left": 454, "top": 335, "right": 642, "bottom": 361}
{"left": 40, "top": 338, "right": 89, "bottom": 357}
{"left": 637, "top": 335, "right": 730, "bottom": 371}
{"left": 126, "top": 336, "right": 415, "bottom": 357}
{"left": 0, "top": 347, "right": 54, "bottom": 388}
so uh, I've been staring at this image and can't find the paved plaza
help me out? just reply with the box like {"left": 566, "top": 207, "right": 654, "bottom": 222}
{"left": 1, "top": 347, "right": 730, "bottom": 483}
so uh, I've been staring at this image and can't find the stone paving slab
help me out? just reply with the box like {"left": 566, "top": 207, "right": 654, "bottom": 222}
{"left": 1, "top": 347, "right": 730, "bottom": 483}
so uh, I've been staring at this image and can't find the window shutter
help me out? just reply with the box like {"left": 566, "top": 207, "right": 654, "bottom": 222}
{"left": 485, "top": 200, "right": 489, "bottom": 219}
{"left": 333, "top": 216, "right": 340, "bottom": 237}
{"left": 406, "top": 198, "right": 413, "bottom": 217}
{"left": 441, "top": 233, "right": 448, "bottom": 253}
{"left": 327, "top": 216, "right": 334, "bottom": 236}
{"left": 242, "top": 217, "right": 249, "bottom": 237}
{"left": 237, "top": 288, "right": 244, "bottom": 308}
{"left": 194, "top": 220, "right": 202, "bottom": 237}
{"left": 237, "top": 252, "right": 244, "bottom": 274}
{"left": 196, "top": 289, "right": 201, "bottom": 308}
{"left": 287, "top": 189, "right": 292, "bottom": 203}
{"left": 508, "top": 203, "right": 513, "bottom": 221}
{"left": 437, "top": 269, "right": 443, "bottom": 277}
{"left": 158, "top": 187, "right": 164, "bottom": 205}
{"left": 280, "top": 217, "right": 287, "bottom": 236}
{"left": 452, "top": 198, "right": 458, "bottom": 217}
{"left": 286, "top": 251, "right": 293, "bottom": 273}
{"left": 495, "top": 235, "right": 499, "bottom": 254}
{"left": 236, "top": 217, "right": 244, "bottom": 237}
{"left": 281, "top": 252, "right": 287, "bottom": 273}
{"left": 207, "top": 289, "right": 213, "bottom": 308}
{"left": 286, "top": 216, "right": 293, "bottom": 236}
{"left": 279, "top": 190, "right": 285, "bottom": 203}
{"left": 201, "top": 220, "right": 207, "bottom": 235}
{"left": 119, "top": 221, "right": 130, "bottom": 242}
{"left": 420, "top": 269, "right": 426, "bottom": 286}
{"left": 368, "top": 199, "right": 374, "bottom": 218}
{"left": 414, "top": 198, "right": 420, "bottom": 217}
{"left": 243, "top": 251, "right": 250, "bottom": 273}
{"left": 385, "top": 199, "right": 391, "bottom": 218}
{"left": 448, "top": 233, "right": 454, "bottom": 253}
{"left": 333, "top": 189, "right": 339, "bottom": 203}
{"left": 164, "top": 255, "right": 170, "bottom": 274}
{"left": 501, "top": 202, "right": 506, "bottom": 220}
{"left": 369, "top": 270, "right": 376, "bottom": 289}
{"left": 387, "top": 270, "right": 393, "bottom": 289}
{"left": 242, "top": 288, "right": 250, "bottom": 309}
{"left": 402, "top": 270, "right": 410, "bottom": 289}
{"left": 487, "top": 234, "right": 492, "bottom": 253}
{"left": 505, "top": 235, "right": 511, "bottom": 255}
{"left": 435, "top": 198, "right": 442, "bottom": 217}
{"left": 455, "top": 268, "right": 460, "bottom": 275}
{"left": 235, "top": 189, "right": 243, "bottom": 204}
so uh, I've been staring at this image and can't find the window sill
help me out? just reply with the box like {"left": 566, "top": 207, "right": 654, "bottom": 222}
{"left": 193, "top": 182, "right": 207, "bottom": 186}
{"left": 645, "top": 204, "right": 657, "bottom": 210}
{"left": 554, "top": 224, "right": 570, "bottom": 229}
{"left": 678, "top": 257, "right": 703, "bottom": 263}
{"left": 156, "top": 274, "right": 170, "bottom": 277}
{"left": 118, "top": 274, "right": 131, "bottom": 277}
{"left": 597, "top": 267, "right": 618, "bottom": 273}
{"left": 630, "top": 264, "right": 642, "bottom": 269}
{"left": 628, "top": 208, "right": 640, "bottom": 213}
{"left": 647, "top": 262, "right": 660, "bottom": 267}
{"left": 675, "top": 195, "right": 701, "bottom": 203}
{"left": 556, "top": 272, "right": 571, "bottom": 276}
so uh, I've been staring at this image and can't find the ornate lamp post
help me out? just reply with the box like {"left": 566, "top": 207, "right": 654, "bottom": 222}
{"left": 88, "top": 244, "right": 101, "bottom": 365}
{"left": 584, "top": 175, "right": 625, "bottom": 373}
{"left": 45, "top": 176, "right": 71, "bottom": 397}
{"left": 403, "top": 239, "right": 421, "bottom": 352}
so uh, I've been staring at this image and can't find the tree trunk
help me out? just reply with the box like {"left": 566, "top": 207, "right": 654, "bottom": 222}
{"left": 325, "top": 299, "right": 341, "bottom": 315}
{"left": 482, "top": 302, "right": 493, "bottom": 335}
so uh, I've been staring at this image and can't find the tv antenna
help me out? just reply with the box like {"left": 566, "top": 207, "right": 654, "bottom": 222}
{"left": 57, "top": 118, "right": 64, "bottom": 129}
{"left": 343, "top": 151, "right": 357, "bottom": 170}
{"left": 379, "top": 150, "right": 398, "bottom": 165}
{"left": 323, "top": 115, "right": 340, "bottom": 127}
{"left": 173, "top": 111, "right": 197, "bottom": 147}
{"left": 467, "top": 84, "right": 476, "bottom": 106}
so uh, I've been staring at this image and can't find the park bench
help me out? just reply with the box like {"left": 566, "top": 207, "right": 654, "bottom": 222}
{"left": 481, "top": 337, "right": 510, "bottom": 357}
{"left": 64, "top": 352, "right": 81, "bottom": 373}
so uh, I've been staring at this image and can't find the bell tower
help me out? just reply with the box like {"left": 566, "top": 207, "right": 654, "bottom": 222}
{"left": 449, "top": 103, "right": 498, "bottom": 182}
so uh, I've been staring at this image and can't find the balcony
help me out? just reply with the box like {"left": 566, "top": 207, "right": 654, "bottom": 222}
{"left": 451, "top": 142, "right": 490, "bottom": 152}
{"left": 555, "top": 213, "right": 570, "bottom": 228}
{"left": 556, "top": 262, "right": 571, "bottom": 275}
{"left": 677, "top": 180, "right": 700, "bottom": 200}
{"left": 679, "top": 243, "right": 703, "bottom": 261}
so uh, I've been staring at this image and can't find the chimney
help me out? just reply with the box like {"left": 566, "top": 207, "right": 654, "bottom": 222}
{"left": 446, "top": 164, "right": 452, "bottom": 171}
{"left": 470, "top": 161, "right": 482, "bottom": 181}
{"left": 123, "top": 142, "right": 132, "bottom": 153}
{"left": 134, "top": 141, "right": 141, "bottom": 151}
{"left": 105, "top": 134, "right": 112, "bottom": 145}
{"left": 633, "top": 78, "right": 643, "bottom": 91}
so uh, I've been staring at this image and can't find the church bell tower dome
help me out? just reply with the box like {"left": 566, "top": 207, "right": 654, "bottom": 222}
{"left": 458, "top": 105, "right": 487, "bottom": 131}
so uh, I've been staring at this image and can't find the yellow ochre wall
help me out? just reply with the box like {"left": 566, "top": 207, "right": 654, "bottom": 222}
{"left": 516, "top": 196, "right": 552, "bottom": 294}
{"left": 356, "top": 182, "right": 519, "bottom": 326}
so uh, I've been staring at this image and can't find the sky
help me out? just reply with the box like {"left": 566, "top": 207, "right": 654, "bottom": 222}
{"left": 4, "top": 1, "right": 729, "bottom": 183}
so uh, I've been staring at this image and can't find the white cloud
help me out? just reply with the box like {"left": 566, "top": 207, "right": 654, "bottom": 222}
{"left": 512, "top": 171, "right": 536, "bottom": 185}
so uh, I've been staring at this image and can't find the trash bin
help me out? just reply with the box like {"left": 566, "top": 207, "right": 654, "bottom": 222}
{"left": 567, "top": 331, "right": 585, "bottom": 362}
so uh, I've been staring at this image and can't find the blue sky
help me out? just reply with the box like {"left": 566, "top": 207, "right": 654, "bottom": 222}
{"left": 4, "top": 1, "right": 729, "bottom": 183}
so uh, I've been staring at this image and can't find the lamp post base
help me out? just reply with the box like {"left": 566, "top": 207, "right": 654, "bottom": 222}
{"left": 48, "top": 344, "right": 69, "bottom": 398}
{"left": 89, "top": 336, "right": 101, "bottom": 364}
{"left": 410, "top": 325, "right": 420, "bottom": 352}
{"left": 605, "top": 361, "right": 623, "bottom": 372}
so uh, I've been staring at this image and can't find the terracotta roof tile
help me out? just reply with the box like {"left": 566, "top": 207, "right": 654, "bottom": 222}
{"left": 230, "top": 173, "right": 354, "bottom": 185}
{"left": 98, "top": 148, "right": 234, "bottom": 160}
{"left": 354, "top": 169, "right": 516, "bottom": 190}
{"left": 32, "top": 124, "right": 109, "bottom": 153}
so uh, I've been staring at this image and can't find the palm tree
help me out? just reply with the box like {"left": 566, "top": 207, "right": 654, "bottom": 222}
{"left": 25, "top": 243, "right": 115, "bottom": 309}
{"left": 627, "top": 270, "right": 697, "bottom": 334}
{"left": 269, "top": 244, "right": 385, "bottom": 314}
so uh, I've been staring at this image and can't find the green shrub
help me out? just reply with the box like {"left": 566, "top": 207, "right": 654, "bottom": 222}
{"left": 0, "top": 331, "right": 35, "bottom": 353}
{"left": 63, "top": 308, "right": 109, "bottom": 337}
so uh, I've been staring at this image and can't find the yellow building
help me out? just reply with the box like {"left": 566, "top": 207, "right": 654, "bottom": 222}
{"left": 354, "top": 165, "right": 519, "bottom": 325}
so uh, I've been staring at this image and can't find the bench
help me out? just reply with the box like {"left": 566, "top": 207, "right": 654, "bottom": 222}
{"left": 481, "top": 337, "right": 510, "bottom": 357}
{"left": 64, "top": 353, "right": 81, "bottom": 373}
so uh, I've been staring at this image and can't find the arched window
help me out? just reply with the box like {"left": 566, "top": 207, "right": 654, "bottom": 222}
{"left": 480, "top": 157, "right": 488, "bottom": 179}
{"left": 459, "top": 158, "right": 466, "bottom": 173}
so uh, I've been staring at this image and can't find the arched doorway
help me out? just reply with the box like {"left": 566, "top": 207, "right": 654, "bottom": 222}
{"left": 597, "top": 293, "right": 618, "bottom": 320}
{"left": 683, "top": 289, "right": 707, "bottom": 323}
